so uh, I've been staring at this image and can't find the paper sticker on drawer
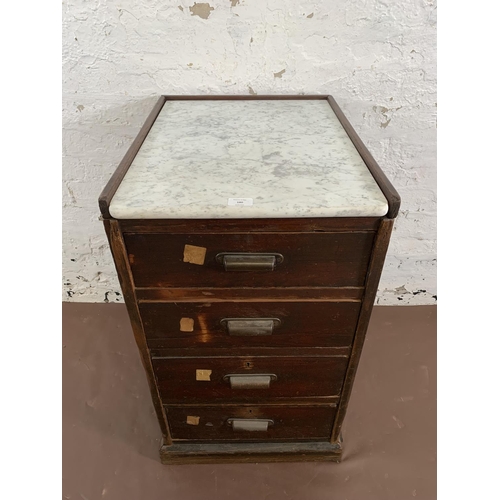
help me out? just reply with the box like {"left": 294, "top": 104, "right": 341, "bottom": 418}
{"left": 179, "top": 317, "right": 194, "bottom": 332}
{"left": 196, "top": 369, "right": 212, "bottom": 381}
{"left": 228, "top": 198, "right": 253, "bottom": 206}
{"left": 183, "top": 244, "right": 206, "bottom": 265}
{"left": 186, "top": 416, "right": 200, "bottom": 426}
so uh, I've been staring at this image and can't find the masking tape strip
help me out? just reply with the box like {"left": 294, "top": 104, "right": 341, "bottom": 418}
{"left": 183, "top": 244, "right": 207, "bottom": 265}
{"left": 196, "top": 369, "right": 212, "bottom": 381}
{"left": 180, "top": 317, "right": 195, "bottom": 332}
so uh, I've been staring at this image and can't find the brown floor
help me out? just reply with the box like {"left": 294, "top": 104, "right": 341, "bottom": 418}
{"left": 62, "top": 303, "right": 436, "bottom": 500}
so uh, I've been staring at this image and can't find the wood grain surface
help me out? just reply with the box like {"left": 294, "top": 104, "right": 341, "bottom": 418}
{"left": 124, "top": 232, "right": 375, "bottom": 288}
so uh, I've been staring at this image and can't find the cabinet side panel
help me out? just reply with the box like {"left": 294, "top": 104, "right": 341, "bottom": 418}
{"left": 330, "top": 218, "right": 394, "bottom": 442}
{"left": 104, "top": 219, "right": 172, "bottom": 443}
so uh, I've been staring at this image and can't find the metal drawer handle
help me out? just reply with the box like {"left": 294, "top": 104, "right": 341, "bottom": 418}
{"left": 223, "top": 373, "right": 277, "bottom": 389}
{"left": 227, "top": 418, "right": 274, "bottom": 432}
{"left": 215, "top": 253, "right": 284, "bottom": 271}
{"left": 220, "top": 318, "right": 281, "bottom": 336}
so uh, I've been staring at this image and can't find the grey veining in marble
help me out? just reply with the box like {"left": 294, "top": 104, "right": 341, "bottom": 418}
{"left": 109, "top": 99, "right": 388, "bottom": 219}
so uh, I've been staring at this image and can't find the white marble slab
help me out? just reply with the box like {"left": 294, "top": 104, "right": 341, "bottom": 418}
{"left": 109, "top": 99, "right": 388, "bottom": 219}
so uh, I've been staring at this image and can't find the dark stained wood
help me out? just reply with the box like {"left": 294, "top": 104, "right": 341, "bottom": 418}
{"left": 150, "top": 346, "right": 350, "bottom": 358}
{"left": 119, "top": 217, "right": 381, "bottom": 233}
{"left": 104, "top": 220, "right": 172, "bottom": 443}
{"left": 163, "top": 95, "right": 330, "bottom": 101}
{"left": 167, "top": 401, "right": 339, "bottom": 408}
{"left": 159, "top": 438, "right": 342, "bottom": 464}
{"left": 98, "top": 96, "right": 167, "bottom": 219}
{"left": 151, "top": 355, "right": 348, "bottom": 404}
{"left": 330, "top": 218, "right": 395, "bottom": 443}
{"left": 136, "top": 286, "right": 364, "bottom": 302}
{"left": 166, "top": 405, "right": 336, "bottom": 441}
{"left": 327, "top": 96, "right": 401, "bottom": 219}
{"left": 140, "top": 301, "right": 360, "bottom": 349}
{"left": 124, "top": 232, "right": 375, "bottom": 288}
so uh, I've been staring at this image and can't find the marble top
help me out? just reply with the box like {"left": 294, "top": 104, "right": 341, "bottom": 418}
{"left": 109, "top": 99, "right": 388, "bottom": 219}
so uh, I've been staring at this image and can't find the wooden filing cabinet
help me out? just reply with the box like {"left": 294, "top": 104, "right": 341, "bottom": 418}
{"left": 99, "top": 95, "right": 400, "bottom": 464}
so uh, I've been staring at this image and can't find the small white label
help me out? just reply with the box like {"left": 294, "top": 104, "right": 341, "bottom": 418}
{"left": 228, "top": 198, "right": 253, "bottom": 206}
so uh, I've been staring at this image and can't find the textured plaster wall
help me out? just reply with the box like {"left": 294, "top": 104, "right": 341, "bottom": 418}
{"left": 62, "top": 0, "right": 437, "bottom": 305}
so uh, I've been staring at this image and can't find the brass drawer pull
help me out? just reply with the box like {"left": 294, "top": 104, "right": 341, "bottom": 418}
{"left": 220, "top": 318, "right": 281, "bottom": 336}
{"left": 215, "top": 253, "right": 284, "bottom": 271}
{"left": 227, "top": 418, "right": 274, "bottom": 432}
{"left": 223, "top": 373, "right": 277, "bottom": 389}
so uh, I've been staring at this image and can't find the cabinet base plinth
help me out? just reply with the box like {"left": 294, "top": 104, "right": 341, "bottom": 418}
{"left": 159, "top": 437, "right": 343, "bottom": 465}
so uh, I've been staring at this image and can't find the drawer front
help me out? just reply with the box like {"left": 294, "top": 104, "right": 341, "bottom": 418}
{"left": 141, "top": 301, "right": 360, "bottom": 349}
{"left": 124, "top": 232, "right": 374, "bottom": 288}
{"left": 167, "top": 405, "right": 336, "bottom": 441}
{"left": 152, "top": 356, "right": 348, "bottom": 404}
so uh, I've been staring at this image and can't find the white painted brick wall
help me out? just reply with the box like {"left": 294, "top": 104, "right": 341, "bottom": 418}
{"left": 62, "top": 0, "right": 437, "bottom": 305}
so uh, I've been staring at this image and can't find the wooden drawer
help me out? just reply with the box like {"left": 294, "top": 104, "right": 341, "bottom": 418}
{"left": 167, "top": 405, "right": 336, "bottom": 441}
{"left": 141, "top": 301, "right": 360, "bottom": 349}
{"left": 124, "top": 232, "right": 374, "bottom": 288}
{"left": 152, "top": 356, "right": 348, "bottom": 404}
